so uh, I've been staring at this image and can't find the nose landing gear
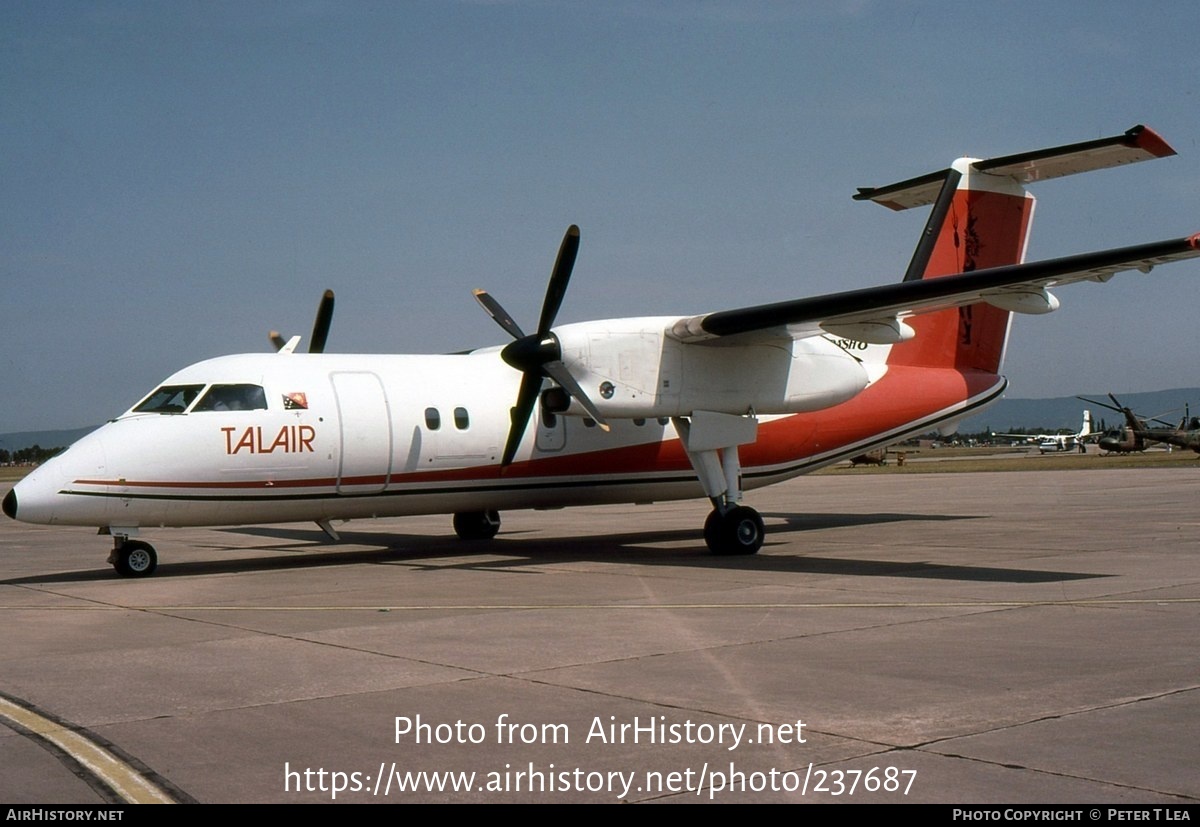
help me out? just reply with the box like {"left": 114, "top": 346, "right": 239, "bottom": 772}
{"left": 107, "top": 537, "right": 158, "bottom": 577}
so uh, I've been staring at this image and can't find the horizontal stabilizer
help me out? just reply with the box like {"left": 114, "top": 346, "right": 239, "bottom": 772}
{"left": 855, "top": 125, "right": 1175, "bottom": 211}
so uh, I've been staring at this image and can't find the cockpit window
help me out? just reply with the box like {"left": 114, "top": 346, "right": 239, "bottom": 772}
{"left": 133, "top": 384, "right": 205, "bottom": 414}
{"left": 192, "top": 384, "right": 268, "bottom": 412}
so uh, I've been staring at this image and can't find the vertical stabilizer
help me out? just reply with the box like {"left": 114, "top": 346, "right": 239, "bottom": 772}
{"left": 885, "top": 162, "right": 1033, "bottom": 372}
{"left": 853, "top": 125, "right": 1176, "bottom": 374}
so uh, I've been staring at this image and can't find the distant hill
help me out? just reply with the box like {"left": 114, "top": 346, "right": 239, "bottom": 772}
{"left": 3, "top": 387, "right": 1197, "bottom": 450}
{"left": 0, "top": 426, "right": 96, "bottom": 453}
{"left": 956, "top": 387, "right": 1200, "bottom": 434}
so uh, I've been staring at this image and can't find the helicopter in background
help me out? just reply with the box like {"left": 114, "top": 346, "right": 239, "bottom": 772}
{"left": 1078, "top": 394, "right": 1200, "bottom": 454}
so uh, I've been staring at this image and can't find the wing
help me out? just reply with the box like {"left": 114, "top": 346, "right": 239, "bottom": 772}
{"left": 668, "top": 234, "right": 1200, "bottom": 345}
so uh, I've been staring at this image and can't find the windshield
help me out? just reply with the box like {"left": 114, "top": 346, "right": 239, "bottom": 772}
{"left": 132, "top": 384, "right": 205, "bottom": 414}
{"left": 192, "top": 384, "right": 268, "bottom": 412}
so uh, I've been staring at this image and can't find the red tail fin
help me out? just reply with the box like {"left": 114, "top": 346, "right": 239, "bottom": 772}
{"left": 853, "top": 125, "right": 1176, "bottom": 373}
{"left": 888, "top": 166, "right": 1034, "bottom": 372}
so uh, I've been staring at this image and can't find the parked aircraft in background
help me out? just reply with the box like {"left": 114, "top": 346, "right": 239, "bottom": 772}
{"left": 5, "top": 125, "right": 1200, "bottom": 576}
{"left": 1081, "top": 394, "right": 1200, "bottom": 454}
{"left": 1080, "top": 394, "right": 1150, "bottom": 454}
{"left": 994, "top": 410, "right": 1094, "bottom": 454}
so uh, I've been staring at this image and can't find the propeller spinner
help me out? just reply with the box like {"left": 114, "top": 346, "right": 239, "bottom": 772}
{"left": 474, "top": 225, "right": 610, "bottom": 467}
{"left": 269, "top": 289, "right": 336, "bottom": 353}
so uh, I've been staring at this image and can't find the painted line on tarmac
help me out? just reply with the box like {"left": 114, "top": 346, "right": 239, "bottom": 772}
{"left": 0, "top": 693, "right": 177, "bottom": 804}
{"left": 2, "top": 597, "right": 1197, "bottom": 611}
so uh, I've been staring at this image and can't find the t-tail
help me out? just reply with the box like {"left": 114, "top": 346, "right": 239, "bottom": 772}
{"left": 1078, "top": 409, "right": 1094, "bottom": 441}
{"left": 855, "top": 125, "right": 1176, "bottom": 374}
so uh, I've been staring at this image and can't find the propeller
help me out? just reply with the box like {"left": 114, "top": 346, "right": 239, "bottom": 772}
{"left": 474, "top": 225, "right": 610, "bottom": 467}
{"left": 1079, "top": 394, "right": 1179, "bottom": 429}
{"left": 1077, "top": 394, "right": 1132, "bottom": 416}
{"left": 269, "top": 290, "right": 336, "bottom": 353}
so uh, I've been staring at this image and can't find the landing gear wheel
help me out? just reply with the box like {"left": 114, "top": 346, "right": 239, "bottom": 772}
{"left": 704, "top": 506, "right": 764, "bottom": 556}
{"left": 453, "top": 510, "right": 501, "bottom": 541}
{"left": 113, "top": 541, "right": 158, "bottom": 577}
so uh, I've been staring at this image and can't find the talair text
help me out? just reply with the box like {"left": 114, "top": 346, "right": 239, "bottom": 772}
{"left": 222, "top": 425, "right": 316, "bottom": 455}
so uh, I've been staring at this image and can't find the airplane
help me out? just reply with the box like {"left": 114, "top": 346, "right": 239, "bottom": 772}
{"left": 993, "top": 410, "right": 1094, "bottom": 454}
{"left": 1080, "top": 394, "right": 1200, "bottom": 454}
{"left": 5, "top": 125, "right": 1200, "bottom": 577}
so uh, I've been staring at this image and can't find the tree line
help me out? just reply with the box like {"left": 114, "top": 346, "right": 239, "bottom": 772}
{"left": 0, "top": 445, "right": 64, "bottom": 465}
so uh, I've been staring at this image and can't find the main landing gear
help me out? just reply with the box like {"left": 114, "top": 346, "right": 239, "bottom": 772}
{"left": 107, "top": 537, "right": 158, "bottom": 577}
{"left": 446, "top": 411, "right": 767, "bottom": 555}
{"left": 449, "top": 504, "right": 763, "bottom": 554}
{"left": 673, "top": 411, "right": 765, "bottom": 556}
{"left": 703, "top": 505, "right": 765, "bottom": 556}
{"left": 453, "top": 510, "right": 501, "bottom": 540}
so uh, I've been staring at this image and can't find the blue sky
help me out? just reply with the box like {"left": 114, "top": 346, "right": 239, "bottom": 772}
{"left": 3, "top": 1, "right": 1198, "bottom": 432}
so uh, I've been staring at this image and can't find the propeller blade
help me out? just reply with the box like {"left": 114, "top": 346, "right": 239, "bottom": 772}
{"left": 1077, "top": 395, "right": 1123, "bottom": 414}
{"left": 486, "top": 224, "right": 602, "bottom": 466}
{"left": 502, "top": 371, "right": 544, "bottom": 467}
{"left": 309, "top": 290, "right": 335, "bottom": 354}
{"left": 473, "top": 290, "right": 526, "bottom": 340}
{"left": 1146, "top": 409, "right": 1180, "bottom": 427}
{"left": 543, "top": 362, "right": 610, "bottom": 431}
{"left": 537, "top": 225, "right": 580, "bottom": 335}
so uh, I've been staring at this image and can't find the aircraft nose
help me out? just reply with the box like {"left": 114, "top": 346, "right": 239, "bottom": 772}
{"left": 5, "top": 430, "right": 109, "bottom": 526}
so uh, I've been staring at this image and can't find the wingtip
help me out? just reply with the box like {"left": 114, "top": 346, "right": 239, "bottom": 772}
{"left": 1126, "top": 124, "right": 1176, "bottom": 158}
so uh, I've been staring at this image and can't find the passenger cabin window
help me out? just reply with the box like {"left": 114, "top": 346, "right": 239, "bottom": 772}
{"left": 424, "top": 407, "right": 441, "bottom": 430}
{"left": 192, "top": 384, "right": 268, "bottom": 412}
{"left": 454, "top": 407, "right": 469, "bottom": 430}
{"left": 133, "top": 384, "right": 205, "bottom": 414}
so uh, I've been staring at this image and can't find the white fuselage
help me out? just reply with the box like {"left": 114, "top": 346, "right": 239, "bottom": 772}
{"left": 16, "top": 316, "right": 980, "bottom": 532}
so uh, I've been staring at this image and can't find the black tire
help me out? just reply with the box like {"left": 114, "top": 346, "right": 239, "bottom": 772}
{"left": 453, "top": 510, "right": 501, "bottom": 541}
{"left": 114, "top": 541, "right": 158, "bottom": 577}
{"left": 703, "top": 506, "right": 764, "bottom": 556}
{"left": 703, "top": 509, "right": 722, "bottom": 542}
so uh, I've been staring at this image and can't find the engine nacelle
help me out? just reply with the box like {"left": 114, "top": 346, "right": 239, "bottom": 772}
{"left": 550, "top": 318, "right": 870, "bottom": 420}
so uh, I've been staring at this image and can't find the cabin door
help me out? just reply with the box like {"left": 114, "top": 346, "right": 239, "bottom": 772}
{"left": 331, "top": 372, "right": 392, "bottom": 494}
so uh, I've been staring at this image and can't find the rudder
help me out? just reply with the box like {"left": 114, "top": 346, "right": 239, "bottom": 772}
{"left": 854, "top": 125, "right": 1175, "bottom": 374}
{"left": 890, "top": 162, "right": 1033, "bottom": 372}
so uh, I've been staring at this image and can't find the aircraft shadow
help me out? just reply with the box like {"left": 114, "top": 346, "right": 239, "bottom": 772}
{"left": 3, "top": 511, "right": 1101, "bottom": 585}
